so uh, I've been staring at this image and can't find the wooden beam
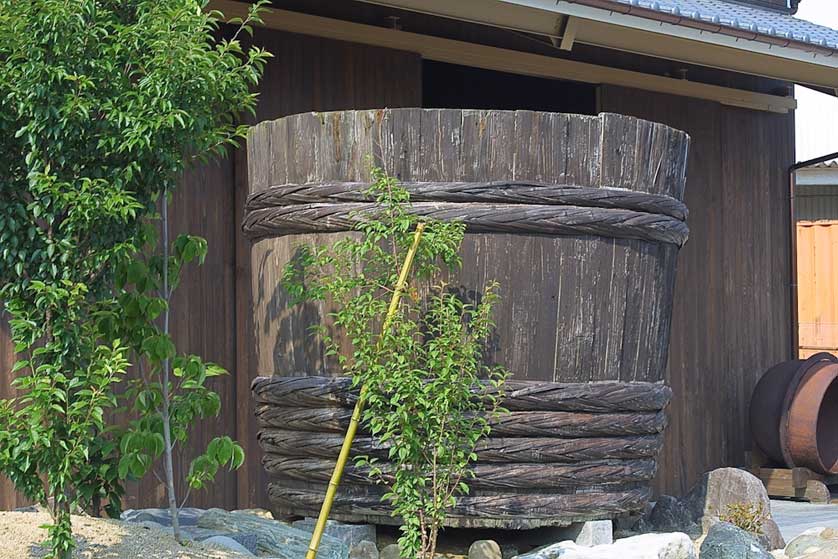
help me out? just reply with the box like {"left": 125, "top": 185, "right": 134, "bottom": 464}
{"left": 210, "top": 0, "right": 796, "bottom": 113}
{"left": 560, "top": 16, "right": 579, "bottom": 52}
{"left": 550, "top": 15, "right": 565, "bottom": 49}
{"left": 757, "top": 467, "right": 831, "bottom": 504}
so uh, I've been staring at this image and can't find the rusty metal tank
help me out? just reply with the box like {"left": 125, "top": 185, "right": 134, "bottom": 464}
{"left": 750, "top": 352, "right": 838, "bottom": 474}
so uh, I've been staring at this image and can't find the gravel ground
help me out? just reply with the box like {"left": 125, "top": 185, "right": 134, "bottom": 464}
{"left": 771, "top": 499, "right": 838, "bottom": 541}
{"left": 0, "top": 512, "right": 249, "bottom": 559}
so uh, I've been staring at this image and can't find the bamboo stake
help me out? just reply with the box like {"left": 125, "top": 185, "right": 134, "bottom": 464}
{"left": 306, "top": 222, "right": 427, "bottom": 559}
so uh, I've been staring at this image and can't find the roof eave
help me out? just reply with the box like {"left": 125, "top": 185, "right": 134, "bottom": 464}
{"left": 359, "top": 0, "right": 838, "bottom": 91}
{"left": 552, "top": 0, "right": 838, "bottom": 59}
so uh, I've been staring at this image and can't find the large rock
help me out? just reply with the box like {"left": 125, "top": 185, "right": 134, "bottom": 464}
{"left": 785, "top": 527, "right": 838, "bottom": 558}
{"left": 515, "top": 533, "right": 697, "bottom": 559}
{"left": 350, "top": 540, "right": 380, "bottom": 559}
{"left": 648, "top": 469, "right": 784, "bottom": 551}
{"left": 202, "top": 535, "right": 256, "bottom": 556}
{"left": 686, "top": 469, "right": 770, "bottom": 522}
{"left": 575, "top": 521, "right": 614, "bottom": 547}
{"left": 699, "top": 522, "right": 772, "bottom": 559}
{"left": 543, "top": 521, "right": 614, "bottom": 547}
{"left": 470, "top": 540, "right": 503, "bottom": 559}
{"left": 380, "top": 543, "right": 401, "bottom": 559}
{"left": 197, "top": 508, "right": 349, "bottom": 559}
{"left": 233, "top": 508, "right": 274, "bottom": 520}
{"left": 121, "top": 507, "right": 205, "bottom": 527}
{"left": 759, "top": 521, "right": 786, "bottom": 553}
{"left": 649, "top": 496, "right": 701, "bottom": 538}
{"left": 294, "top": 518, "right": 376, "bottom": 549}
{"left": 123, "top": 516, "right": 258, "bottom": 554}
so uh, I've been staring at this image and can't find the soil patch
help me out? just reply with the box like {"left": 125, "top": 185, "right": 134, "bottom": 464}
{"left": 0, "top": 512, "right": 249, "bottom": 558}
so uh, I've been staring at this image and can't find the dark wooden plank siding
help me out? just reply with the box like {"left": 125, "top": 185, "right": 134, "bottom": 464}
{"left": 0, "top": 315, "right": 19, "bottom": 510}
{"left": 600, "top": 85, "right": 794, "bottom": 495}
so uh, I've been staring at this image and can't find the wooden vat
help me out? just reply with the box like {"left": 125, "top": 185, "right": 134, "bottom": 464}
{"left": 245, "top": 109, "right": 690, "bottom": 527}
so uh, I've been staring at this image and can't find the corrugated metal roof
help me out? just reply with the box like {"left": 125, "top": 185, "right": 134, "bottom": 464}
{"left": 601, "top": 0, "right": 838, "bottom": 51}
{"left": 812, "top": 160, "right": 838, "bottom": 168}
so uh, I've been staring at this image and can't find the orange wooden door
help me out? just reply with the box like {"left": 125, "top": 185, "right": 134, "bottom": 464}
{"left": 798, "top": 221, "right": 838, "bottom": 358}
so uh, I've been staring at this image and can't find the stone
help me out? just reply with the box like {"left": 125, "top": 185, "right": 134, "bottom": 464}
{"left": 126, "top": 523, "right": 252, "bottom": 554}
{"left": 760, "top": 520, "right": 786, "bottom": 552}
{"left": 294, "top": 518, "right": 377, "bottom": 549}
{"left": 202, "top": 535, "right": 256, "bottom": 556}
{"left": 120, "top": 507, "right": 205, "bottom": 527}
{"left": 350, "top": 540, "right": 380, "bottom": 559}
{"left": 135, "top": 520, "right": 167, "bottom": 532}
{"left": 615, "top": 514, "right": 646, "bottom": 538}
{"left": 380, "top": 543, "right": 401, "bottom": 559}
{"left": 649, "top": 496, "right": 701, "bottom": 538}
{"left": 785, "top": 527, "right": 838, "bottom": 558}
{"left": 13, "top": 505, "right": 42, "bottom": 513}
{"left": 198, "top": 508, "right": 348, "bottom": 559}
{"left": 575, "top": 521, "right": 614, "bottom": 547}
{"left": 795, "top": 552, "right": 838, "bottom": 559}
{"left": 470, "top": 539, "right": 502, "bottom": 559}
{"left": 542, "top": 521, "right": 614, "bottom": 547}
{"left": 233, "top": 508, "right": 274, "bottom": 520}
{"left": 217, "top": 532, "right": 258, "bottom": 555}
{"left": 685, "top": 469, "right": 770, "bottom": 528}
{"left": 516, "top": 532, "right": 696, "bottom": 559}
{"left": 699, "top": 522, "right": 772, "bottom": 559}
{"left": 642, "top": 469, "right": 783, "bottom": 550}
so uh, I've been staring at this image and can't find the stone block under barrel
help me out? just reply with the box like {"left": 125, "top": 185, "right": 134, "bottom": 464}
{"left": 245, "top": 109, "right": 690, "bottom": 528}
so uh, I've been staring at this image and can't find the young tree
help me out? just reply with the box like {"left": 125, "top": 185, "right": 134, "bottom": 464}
{"left": 285, "top": 170, "right": 508, "bottom": 558}
{"left": 0, "top": 1, "right": 269, "bottom": 556}
{"left": 111, "top": 205, "right": 245, "bottom": 543}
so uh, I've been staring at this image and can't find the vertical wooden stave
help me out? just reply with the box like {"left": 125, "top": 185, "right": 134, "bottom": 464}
{"left": 248, "top": 108, "right": 688, "bottom": 387}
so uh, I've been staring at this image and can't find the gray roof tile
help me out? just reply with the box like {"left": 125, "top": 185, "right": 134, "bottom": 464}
{"left": 604, "top": 0, "right": 838, "bottom": 51}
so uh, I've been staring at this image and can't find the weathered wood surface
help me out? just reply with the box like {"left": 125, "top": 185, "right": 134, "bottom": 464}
{"left": 755, "top": 467, "right": 831, "bottom": 503}
{"left": 244, "top": 200, "right": 689, "bottom": 245}
{"left": 256, "top": 408, "right": 666, "bottom": 438}
{"left": 264, "top": 456, "right": 657, "bottom": 489}
{"left": 248, "top": 109, "right": 687, "bottom": 525}
{"left": 254, "top": 376, "right": 668, "bottom": 527}
{"left": 268, "top": 482, "right": 652, "bottom": 529}
{"left": 258, "top": 429, "right": 664, "bottom": 463}
{"left": 251, "top": 375, "right": 673, "bottom": 412}
{"left": 228, "top": 30, "right": 423, "bottom": 511}
{"left": 248, "top": 109, "right": 689, "bottom": 385}
{"left": 599, "top": 85, "right": 795, "bottom": 495}
{"left": 247, "top": 181, "right": 689, "bottom": 220}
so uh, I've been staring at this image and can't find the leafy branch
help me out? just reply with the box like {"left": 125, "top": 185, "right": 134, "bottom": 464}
{"left": 284, "top": 168, "right": 508, "bottom": 559}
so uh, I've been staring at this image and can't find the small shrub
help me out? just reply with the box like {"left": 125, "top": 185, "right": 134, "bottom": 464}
{"left": 284, "top": 168, "right": 508, "bottom": 559}
{"left": 720, "top": 502, "right": 767, "bottom": 535}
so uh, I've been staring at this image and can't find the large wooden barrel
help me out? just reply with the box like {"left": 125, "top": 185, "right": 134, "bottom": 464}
{"left": 246, "top": 109, "right": 690, "bottom": 528}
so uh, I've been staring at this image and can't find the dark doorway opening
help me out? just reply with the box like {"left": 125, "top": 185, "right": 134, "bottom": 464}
{"left": 422, "top": 60, "right": 597, "bottom": 114}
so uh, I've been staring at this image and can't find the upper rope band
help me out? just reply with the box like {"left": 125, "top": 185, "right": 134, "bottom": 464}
{"left": 243, "top": 181, "right": 689, "bottom": 246}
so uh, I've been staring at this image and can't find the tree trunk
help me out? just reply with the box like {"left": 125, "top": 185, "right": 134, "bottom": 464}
{"left": 160, "top": 191, "right": 181, "bottom": 543}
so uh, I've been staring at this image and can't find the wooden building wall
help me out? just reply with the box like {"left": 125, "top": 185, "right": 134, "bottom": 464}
{"left": 0, "top": 22, "right": 794, "bottom": 508}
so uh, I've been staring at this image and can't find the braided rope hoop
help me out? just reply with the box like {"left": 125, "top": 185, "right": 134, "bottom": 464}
{"left": 243, "top": 181, "right": 690, "bottom": 246}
